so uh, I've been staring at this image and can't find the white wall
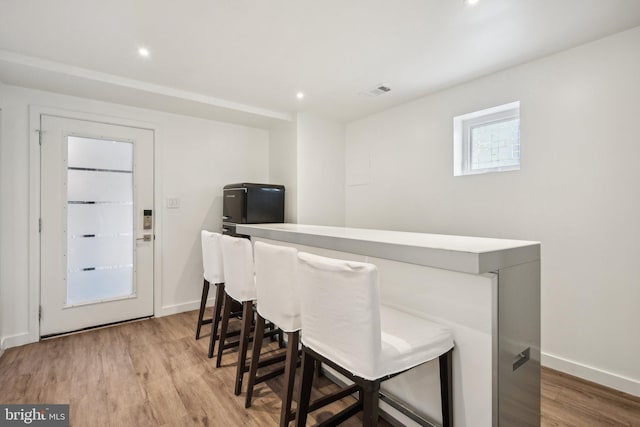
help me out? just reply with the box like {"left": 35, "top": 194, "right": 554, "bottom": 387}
{"left": 268, "top": 112, "right": 346, "bottom": 227}
{"left": 345, "top": 27, "right": 640, "bottom": 395}
{"left": 269, "top": 120, "right": 298, "bottom": 223}
{"left": 0, "top": 84, "right": 269, "bottom": 348}
{"left": 296, "top": 113, "right": 345, "bottom": 226}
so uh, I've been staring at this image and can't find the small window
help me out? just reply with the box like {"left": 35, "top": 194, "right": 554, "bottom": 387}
{"left": 453, "top": 101, "right": 520, "bottom": 176}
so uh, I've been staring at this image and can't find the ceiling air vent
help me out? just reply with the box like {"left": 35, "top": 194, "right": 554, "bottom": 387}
{"left": 362, "top": 84, "right": 392, "bottom": 97}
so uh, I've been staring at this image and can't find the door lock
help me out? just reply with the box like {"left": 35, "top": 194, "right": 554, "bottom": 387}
{"left": 143, "top": 209, "right": 152, "bottom": 230}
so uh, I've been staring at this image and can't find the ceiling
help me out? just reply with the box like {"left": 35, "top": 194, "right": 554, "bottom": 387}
{"left": 1, "top": 0, "right": 640, "bottom": 128}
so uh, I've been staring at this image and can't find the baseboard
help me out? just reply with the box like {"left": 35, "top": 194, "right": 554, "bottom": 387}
{"left": 157, "top": 297, "right": 216, "bottom": 318}
{"left": 542, "top": 352, "right": 640, "bottom": 397}
{"left": 1, "top": 332, "right": 38, "bottom": 350}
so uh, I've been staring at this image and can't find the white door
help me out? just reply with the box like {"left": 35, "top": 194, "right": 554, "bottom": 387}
{"left": 40, "top": 115, "right": 154, "bottom": 336}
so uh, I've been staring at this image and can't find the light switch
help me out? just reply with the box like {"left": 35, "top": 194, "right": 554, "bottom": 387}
{"left": 166, "top": 197, "right": 180, "bottom": 209}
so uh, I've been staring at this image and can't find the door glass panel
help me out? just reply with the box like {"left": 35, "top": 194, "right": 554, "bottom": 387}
{"left": 67, "top": 169, "right": 133, "bottom": 202}
{"left": 68, "top": 136, "right": 133, "bottom": 171}
{"left": 68, "top": 236, "right": 133, "bottom": 270}
{"left": 68, "top": 204, "right": 133, "bottom": 236}
{"left": 67, "top": 268, "right": 134, "bottom": 305}
{"left": 66, "top": 136, "right": 134, "bottom": 305}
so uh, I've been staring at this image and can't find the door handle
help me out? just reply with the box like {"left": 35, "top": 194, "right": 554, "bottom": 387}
{"left": 512, "top": 347, "right": 530, "bottom": 371}
{"left": 137, "top": 234, "right": 152, "bottom": 242}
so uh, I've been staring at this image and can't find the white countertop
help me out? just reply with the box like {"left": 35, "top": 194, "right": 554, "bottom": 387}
{"left": 236, "top": 223, "right": 540, "bottom": 274}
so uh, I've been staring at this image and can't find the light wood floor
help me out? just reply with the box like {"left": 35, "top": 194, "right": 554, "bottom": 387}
{"left": 1, "top": 311, "right": 639, "bottom": 426}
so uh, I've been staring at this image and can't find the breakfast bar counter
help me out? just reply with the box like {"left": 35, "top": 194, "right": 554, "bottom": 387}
{"left": 237, "top": 223, "right": 541, "bottom": 427}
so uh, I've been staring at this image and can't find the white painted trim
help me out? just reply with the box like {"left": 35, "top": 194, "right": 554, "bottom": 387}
{"left": 156, "top": 303, "right": 195, "bottom": 318}
{"left": 1, "top": 332, "right": 35, "bottom": 350}
{"left": 0, "top": 50, "right": 292, "bottom": 122}
{"left": 28, "top": 106, "right": 161, "bottom": 347}
{"left": 152, "top": 127, "right": 164, "bottom": 320}
{"left": 156, "top": 297, "right": 216, "bottom": 318}
{"left": 28, "top": 106, "right": 41, "bottom": 348}
{"left": 542, "top": 352, "right": 640, "bottom": 397}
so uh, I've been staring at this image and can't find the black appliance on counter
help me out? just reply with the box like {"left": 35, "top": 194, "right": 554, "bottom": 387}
{"left": 222, "top": 183, "right": 285, "bottom": 236}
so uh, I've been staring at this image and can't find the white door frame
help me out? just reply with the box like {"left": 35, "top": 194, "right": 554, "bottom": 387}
{"left": 28, "top": 105, "right": 162, "bottom": 342}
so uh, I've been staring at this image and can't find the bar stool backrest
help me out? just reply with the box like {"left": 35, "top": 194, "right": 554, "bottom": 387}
{"left": 297, "top": 251, "right": 381, "bottom": 378}
{"left": 254, "top": 241, "right": 301, "bottom": 333}
{"left": 221, "top": 235, "right": 256, "bottom": 302}
{"left": 201, "top": 230, "right": 224, "bottom": 284}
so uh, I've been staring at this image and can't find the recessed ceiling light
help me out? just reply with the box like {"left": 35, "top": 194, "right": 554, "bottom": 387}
{"left": 464, "top": 0, "right": 480, "bottom": 5}
{"left": 138, "top": 47, "right": 150, "bottom": 57}
{"left": 296, "top": 92, "right": 305, "bottom": 99}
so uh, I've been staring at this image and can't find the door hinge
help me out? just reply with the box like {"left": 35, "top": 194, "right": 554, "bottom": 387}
{"left": 39, "top": 305, "right": 42, "bottom": 321}
{"left": 39, "top": 218, "right": 42, "bottom": 233}
{"left": 36, "top": 129, "right": 42, "bottom": 145}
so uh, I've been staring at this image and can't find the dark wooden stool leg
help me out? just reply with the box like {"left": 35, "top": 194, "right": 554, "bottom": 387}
{"left": 196, "top": 279, "right": 210, "bottom": 340}
{"left": 216, "top": 292, "right": 233, "bottom": 368}
{"left": 278, "top": 327, "right": 285, "bottom": 348}
{"left": 280, "top": 330, "right": 299, "bottom": 427}
{"left": 362, "top": 380, "right": 380, "bottom": 427}
{"left": 208, "top": 283, "right": 225, "bottom": 358}
{"left": 295, "top": 348, "right": 316, "bottom": 427}
{"left": 234, "top": 300, "right": 254, "bottom": 396}
{"left": 439, "top": 349, "right": 453, "bottom": 427}
{"left": 245, "top": 313, "right": 266, "bottom": 408}
{"left": 315, "top": 359, "right": 323, "bottom": 379}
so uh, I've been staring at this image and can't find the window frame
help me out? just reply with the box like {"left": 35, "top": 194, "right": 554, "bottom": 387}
{"left": 453, "top": 101, "right": 521, "bottom": 176}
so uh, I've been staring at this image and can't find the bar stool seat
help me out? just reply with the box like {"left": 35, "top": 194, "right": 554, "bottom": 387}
{"left": 295, "top": 251, "right": 455, "bottom": 427}
{"left": 378, "top": 305, "right": 453, "bottom": 379}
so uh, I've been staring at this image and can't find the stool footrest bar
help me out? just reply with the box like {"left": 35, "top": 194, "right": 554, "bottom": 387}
{"left": 316, "top": 401, "right": 363, "bottom": 427}
{"left": 256, "top": 351, "right": 288, "bottom": 368}
{"left": 309, "top": 384, "right": 360, "bottom": 412}
{"left": 254, "top": 366, "right": 286, "bottom": 384}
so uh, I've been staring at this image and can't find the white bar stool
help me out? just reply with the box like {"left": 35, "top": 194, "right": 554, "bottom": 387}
{"left": 217, "top": 235, "right": 281, "bottom": 395}
{"left": 196, "top": 231, "right": 224, "bottom": 341}
{"left": 245, "top": 241, "right": 301, "bottom": 426}
{"left": 295, "top": 251, "right": 455, "bottom": 427}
